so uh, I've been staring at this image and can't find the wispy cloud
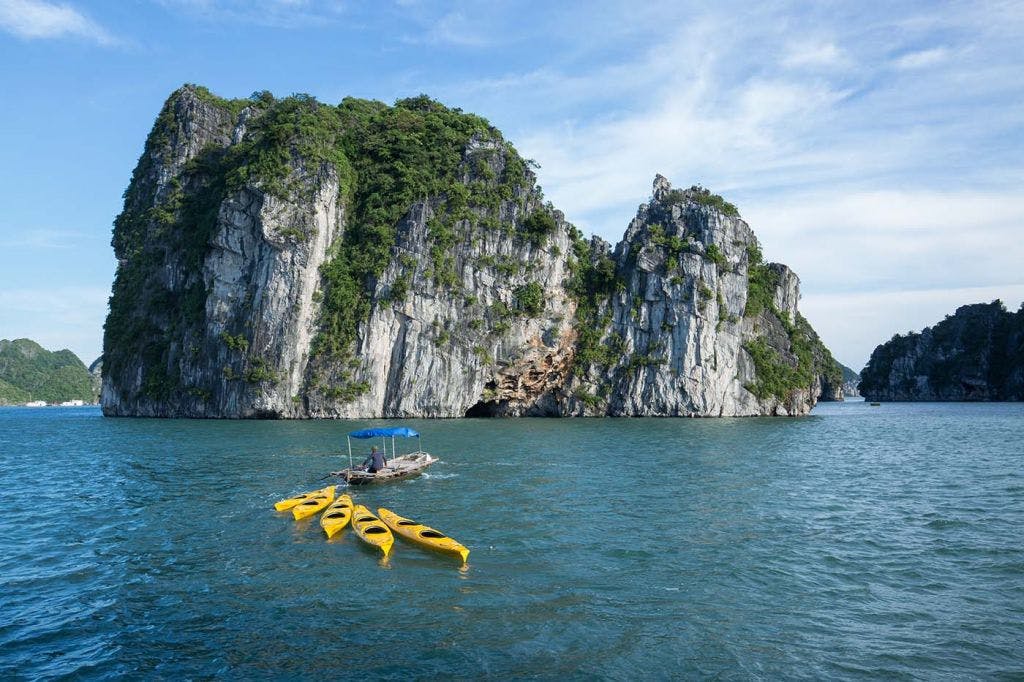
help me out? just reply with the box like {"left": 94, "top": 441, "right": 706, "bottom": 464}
{"left": 156, "top": 0, "right": 345, "bottom": 29}
{"left": 782, "top": 41, "right": 847, "bottom": 69}
{"left": 0, "top": 228, "right": 86, "bottom": 249}
{"left": 894, "top": 46, "right": 950, "bottom": 70}
{"left": 422, "top": 11, "right": 490, "bottom": 47}
{"left": 0, "top": 0, "right": 116, "bottom": 44}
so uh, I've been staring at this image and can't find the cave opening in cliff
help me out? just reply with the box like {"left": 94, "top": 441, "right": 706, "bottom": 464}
{"left": 465, "top": 400, "right": 500, "bottom": 417}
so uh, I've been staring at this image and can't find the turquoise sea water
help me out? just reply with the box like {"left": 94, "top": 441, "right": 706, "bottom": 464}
{"left": 1, "top": 401, "right": 1022, "bottom": 679}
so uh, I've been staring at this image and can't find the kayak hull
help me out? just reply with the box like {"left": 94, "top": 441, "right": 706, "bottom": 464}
{"left": 351, "top": 505, "right": 394, "bottom": 556}
{"left": 274, "top": 486, "right": 334, "bottom": 512}
{"left": 320, "top": 494, "right": 354, "bottom": 538}
{"left": 291, "top": 486, "right": 336, "bottom": 520}
{"left": 378, "top": 507, "right": 469, "bottom": 563}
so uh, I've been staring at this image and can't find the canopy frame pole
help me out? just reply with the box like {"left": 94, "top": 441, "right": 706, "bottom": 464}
{"left": 391, "top": 436, "right": 395, "bottom": 462}
{"left": 347, "top": 436, "right": 353, "bottom": 471}
{"left": 418, "top": 435, "right": 422, "bottom": 453}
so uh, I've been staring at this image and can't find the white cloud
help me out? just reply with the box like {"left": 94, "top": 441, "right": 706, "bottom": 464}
{"left": 894, "top": 46, "right": 950, "bottom": 69}
{"left": 0, "top": 0, "right": 116, "bottom": 44}
{"left": 782, "top": 41, "right": 846, "bottom": 69}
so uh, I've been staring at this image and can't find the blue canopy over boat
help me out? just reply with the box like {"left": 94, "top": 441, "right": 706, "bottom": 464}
{"left": 348, "top": 427, "right": 420, "bottom": 439}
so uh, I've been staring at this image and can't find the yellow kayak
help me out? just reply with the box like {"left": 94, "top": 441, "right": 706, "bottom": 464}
{"left": 320, "top": 494, "right": 354, "bottom": 538}
{"left": 291, "top": 486, "right": 336, "bottom": 520}
{"left": 351, "top": 505, "right": 394, "bottom": 557}
{"left": 378, "top": 508, "right": 469, "bottom": 563}
{"left": 273, "top": 485, "right": 334, "bottom": 512}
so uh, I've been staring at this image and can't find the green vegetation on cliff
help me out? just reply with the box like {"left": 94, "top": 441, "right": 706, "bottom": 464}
{"left": 316, "top": 94, "right": 515, "bottom": 360}
{"left": 743, "top": 314, "right": 841, "bottom": 403}
{"left": 741, "top": 244, "right": 841, "bottom": 402}
{"left": 664, "top": 186, "right": 739, "bottom": 217}
{"left": 0, "top": 339, "right": 96, "bottom": 404}
{"left": 566, "top": 230, "right": 623, "bottom": 376}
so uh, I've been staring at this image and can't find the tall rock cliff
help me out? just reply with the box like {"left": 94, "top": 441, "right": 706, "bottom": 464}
{"left": 859, "top": 301, "right": 1024, "bottom": 401}
{"left": 102, "top": 85, "right": 841, "bottom": 418}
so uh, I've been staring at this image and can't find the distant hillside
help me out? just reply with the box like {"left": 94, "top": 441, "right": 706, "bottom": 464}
{"left": 859, "top": 300, "right": 1024, "bottom": 401}
{"left": 0, "top": 339, "right": 97, "bottom": 405}
{"left": 839, "top": 362, "right": 860, "bottom": 397}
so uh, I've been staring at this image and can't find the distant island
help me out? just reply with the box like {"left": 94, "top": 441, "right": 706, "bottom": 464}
{"left": 859, "top": 300, "right": 1024, "bottom": 401}
{"left": 839, "top": 363, "right": 860, "bottom": 398}
{"left": 0, "top": 339, "right": 98, "bottom": 406}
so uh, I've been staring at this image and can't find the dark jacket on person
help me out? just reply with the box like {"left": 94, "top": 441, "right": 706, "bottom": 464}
{"left": 363, "top": 450, "right": 386, "bottom": 472}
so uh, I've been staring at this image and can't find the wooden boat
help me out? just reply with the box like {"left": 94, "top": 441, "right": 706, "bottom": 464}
{"left": 330, "top": 427, "right": 438, "bottom": 485}
{"left": 351, "top": 505, "right": 394, "bottom": 556}
{"left": 320, "top": 494, "right": 354, "bottom": 538}
{"left": 336, "top": 453, "right": 438, "bottom": 485}
{"left": 378, "top": 507, "right": 469, "bottom": 563}
{"left": 274, "top": 485, "right": 334, "bottom": 512}
{"left": 291, "top": 486, "right": 335, "bottom": 520}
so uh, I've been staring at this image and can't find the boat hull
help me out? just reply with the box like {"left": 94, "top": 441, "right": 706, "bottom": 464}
{"left": 335, "top": 453, "right": 437, "bottom": 485}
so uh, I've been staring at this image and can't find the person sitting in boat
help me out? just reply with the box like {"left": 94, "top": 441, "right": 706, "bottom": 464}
{"left": 362, "top": 446, "right": 387, "bottom": 473}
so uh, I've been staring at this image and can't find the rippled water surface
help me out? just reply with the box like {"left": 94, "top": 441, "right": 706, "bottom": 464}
{"left": 2, "top": 402, "right": 1023, "bottom": 679}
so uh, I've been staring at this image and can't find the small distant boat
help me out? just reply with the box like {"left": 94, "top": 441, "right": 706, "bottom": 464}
{"left": 320, "top": 494, "right": 354, "bottom": 538}
{"left": 351, "top": 505, "right": 394, "bottom": 556}
{"left": 378, "top": 507, "right": 469, "bottom": 563}
{"left": 292, "top": 486, "right": 336, "bottom": 520}
{"left": 274, "top": 485, "right": 334, "bottom": 512}
{"left": 870, "top": 402, "right": 881, "bottom": 406}
{"left": 331, "top": 427, "right": 438, "bottom": 485}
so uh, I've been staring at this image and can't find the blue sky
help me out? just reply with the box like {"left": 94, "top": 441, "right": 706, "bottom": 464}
{"left": 0, "top": 0, "right": 1022, "bottom": 370}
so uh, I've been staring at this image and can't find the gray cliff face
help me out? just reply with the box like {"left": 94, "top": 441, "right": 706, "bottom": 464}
{"left": 548, "top": 176, "right": 834, "bottom": 416}
{"left": 102, "top": 86, "right": 839, "bottom": 418}
{"left": 102, "top": 89, "right": 345, "bottom": 417}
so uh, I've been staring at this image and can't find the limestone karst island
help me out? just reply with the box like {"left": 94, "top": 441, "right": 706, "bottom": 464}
{"left": 101, "top": 85, "right": 842, "bottom": 419}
